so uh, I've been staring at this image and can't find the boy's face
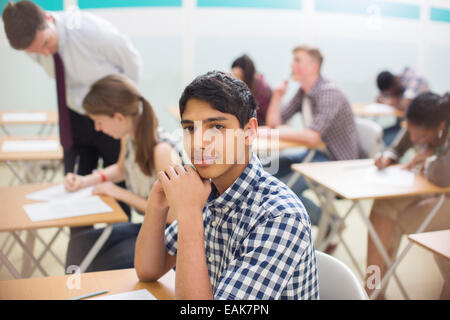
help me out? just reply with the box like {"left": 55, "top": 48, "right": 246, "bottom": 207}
{"left": 291, "top": 50, "right": 318, "bottom": 82}
{"left": 181, "top": 98, "right": 256, "bottom": 180}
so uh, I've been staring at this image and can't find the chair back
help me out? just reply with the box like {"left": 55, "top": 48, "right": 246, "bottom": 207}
{"left": 355, "top": 117, "right": 383, "bottom": 158}
{"left": 316, "top": 251, "right": 369, "bottom": 300}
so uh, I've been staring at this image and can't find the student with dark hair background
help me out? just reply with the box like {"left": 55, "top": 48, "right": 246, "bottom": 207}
{"left": 231, "top": 54, "right": 272, "bottom": 125}
{"left": 376, "top": 67, "right": 429, "bottom": 146}
{"left": 366, "top": 92, "right": 450, "bottom": 299}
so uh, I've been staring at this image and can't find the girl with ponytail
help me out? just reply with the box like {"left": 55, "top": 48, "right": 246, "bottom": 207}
{"left": 64, "top": 74, "right": 182, "bottom": 219}
{"left": 63, "top": 74, "right": 184, "bottom": 272}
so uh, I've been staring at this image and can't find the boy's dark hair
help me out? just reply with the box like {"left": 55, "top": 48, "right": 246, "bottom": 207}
{"left": 376, "top": 71, "right": 395, "bottom": 92}
{"left": 2, "top": 0, "right": 47, "bottom": 50}
{"left": 179, "top": 70, "right": 257, "bottom": 128}
{"left": 406, "top": 92, "right": 450, "bottom": 128}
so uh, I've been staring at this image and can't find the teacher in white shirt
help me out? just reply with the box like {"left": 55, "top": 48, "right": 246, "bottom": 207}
{"left": 2, "top": 1, "right": 142, "bottom": 223}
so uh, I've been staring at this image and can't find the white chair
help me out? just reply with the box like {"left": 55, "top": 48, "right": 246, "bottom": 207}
{"left": 355, "top": 117, "right": 383, "bottom": 158}
{"left": 316, "top": 250, "right": 369, "bottom": 300}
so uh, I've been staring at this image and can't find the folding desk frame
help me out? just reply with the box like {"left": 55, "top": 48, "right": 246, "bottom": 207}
{"left": 0, "top": 224, "right": 115, "bottom": 279}
{"left": 299, "top": 173, "right": 447, "bottom": 300}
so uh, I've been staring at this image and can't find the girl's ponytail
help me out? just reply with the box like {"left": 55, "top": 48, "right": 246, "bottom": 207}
{"left": 135, "top": 97, "right": 158, "bottom": 176}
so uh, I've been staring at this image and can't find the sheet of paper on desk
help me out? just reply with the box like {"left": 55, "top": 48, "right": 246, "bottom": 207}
{"left": 23, "top": 195, "right": 112, "bottom": 222}
{"left": 26, "top": 184, "right": 94, "bottom": 202}
{"left": 2, "top": 112, "right": 48, "bottom": 122}
{"left": 2, "top": 140, "right": 59, "bottom": 152}
{"left": 92, "top": 289, "right": 157, "bottom": 300}
{"left": 364, "top": 103, "right": 395, "bottom": 113}
{"left": 364, "top": 166, "right": 415, "bottom": 187}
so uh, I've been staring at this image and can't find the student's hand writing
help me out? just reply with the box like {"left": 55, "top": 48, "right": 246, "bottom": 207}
{"left": 374, "top": 154, "right": 394, "bottom": 170}
{"left": 157, "top": 164, "right": 211, "bottom": 221}
{"left": 64, "top": 173, "right": 85, "bottom": 192}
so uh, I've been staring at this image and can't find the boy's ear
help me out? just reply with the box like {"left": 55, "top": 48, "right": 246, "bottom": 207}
{"left": 244, "top": 117, "right": 258, "bottom": 147}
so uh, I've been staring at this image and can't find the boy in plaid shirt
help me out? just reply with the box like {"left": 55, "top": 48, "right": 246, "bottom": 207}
{"left": 135, "top": 71, "right": 318, "bottom": 299}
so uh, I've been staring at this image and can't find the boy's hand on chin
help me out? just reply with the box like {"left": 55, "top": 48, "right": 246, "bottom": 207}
{"left": 158, "top": 164, "right": 211, "bottom": 221}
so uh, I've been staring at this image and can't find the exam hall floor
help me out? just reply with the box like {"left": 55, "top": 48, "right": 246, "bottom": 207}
{"left": 0, "top": 164, "right": 445, "bottom": 300}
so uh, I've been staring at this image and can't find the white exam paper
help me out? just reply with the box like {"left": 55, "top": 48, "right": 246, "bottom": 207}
{"left": 26, "top": 184, "right": 94, "bottom": 202}
{"left": 364, "top": 166, "right": 415, "bottom": 187}
{"left": 92, "top": 289, "right": 157, "bottom": 300}
{"left": 2, "top": 112, "right": 48, "bottom": 122}
{"left": 23, "top": 196, "right": 112, "bottom": 222}
{"left": 2, "top": 140, "right": 59, "bottom": 152}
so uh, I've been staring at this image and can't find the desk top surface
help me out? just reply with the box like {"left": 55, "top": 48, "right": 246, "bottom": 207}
{"left": 291, "top": 159, "right": 450, "bottom": 200}
{"left": 408, "top": 230, "right": 450, "bottom": 261}
{"left": 255, "top": 126, "right": 326, "bottom": 152}
{"left": 0, "top": 110, "right": 58, "bottom": 125}
{"left": 0, "top": 268, "right": 175, "bottom": 300}
{"left": 352, "top": 103, "right": 404, "bottom": 118}
{"left": 0, "top": 136, "right": 63, "bottom": 161}
{"left": 0, "top": 183, "right": 128, "bottom": 231}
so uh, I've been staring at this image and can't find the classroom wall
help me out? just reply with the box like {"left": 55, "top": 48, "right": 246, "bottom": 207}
{"left": 1, "top": 0, "right": 449, "bottom": 133}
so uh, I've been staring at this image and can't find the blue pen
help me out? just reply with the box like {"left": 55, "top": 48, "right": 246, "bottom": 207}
{"left": 68, "top": 289, "right": 109, "bottom": 300}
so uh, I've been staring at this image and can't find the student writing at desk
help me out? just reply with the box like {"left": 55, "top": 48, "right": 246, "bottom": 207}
{"left": 265, "top": 45, "right": 361, "bottom": 248}
{"left": 2, "top": 1, "right": 142, "bottom": 227}
{"left": 366, "top": 92, "right": 450, "bottom": 299}
{"left": 63, "top": 74, "right": 183, "bottom": 272}
{"left": 376, "top": 67, "right": 429, "bottom": 146}
{"left": 135, "top": 71, "right": 318, "bottom": 299}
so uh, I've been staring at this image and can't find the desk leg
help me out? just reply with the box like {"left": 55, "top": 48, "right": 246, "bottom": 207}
{"left": 10, "top": 231, "right": 48, "bottom": 277}
{"left": 21, "top": 231, "right": 36, "bottom": 277}
{"left": 0, "top": 124, "right": 11, "bottom": 136}
{"left": 27, "top": 228, "right": 65, "bottom": 276}
{"left": 370, "top": 194, "right": 446, "bottom": 300}
{"left": 20, "top": 161, "right": 38, "bottom": 183}
{"left": 316, "top": 201, "right": 356, "bottom": 251}
{"left": 0, "top": 249, "right": 21, "bottom": 279}
{"left": 0, "top": 233, "right": 15, "bottom": 269}
{"left": 5, "top": 161, "right": 27, "bottom": 184}
{"left": 355, "top": 202, "right": 410, "bottom": 300}
{"left": 78, "top": 224, "right": 113, "bottom": 273}
{"left": 286, "top": 150, "right": 317, "bottom": 189}
{"left": 310, "top": 187, "right": 365, "bottom": 280}
{"left": 37, "top": 123, "right": 48, "bottom": 136}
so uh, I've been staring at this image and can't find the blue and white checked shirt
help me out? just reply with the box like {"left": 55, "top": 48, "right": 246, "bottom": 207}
{"left": 165, "top": 153, "right": 319, "bottom": 299}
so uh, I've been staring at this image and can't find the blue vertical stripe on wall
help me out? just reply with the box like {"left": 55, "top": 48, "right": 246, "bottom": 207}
{"left": 315, "top": 0, "right": 420, "bottom": 20}
{"left": 78, "top": 0, "right": 182, "bottom": 9}
{"left": 197, "top": 0, "right": 302, "bottom": 10}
